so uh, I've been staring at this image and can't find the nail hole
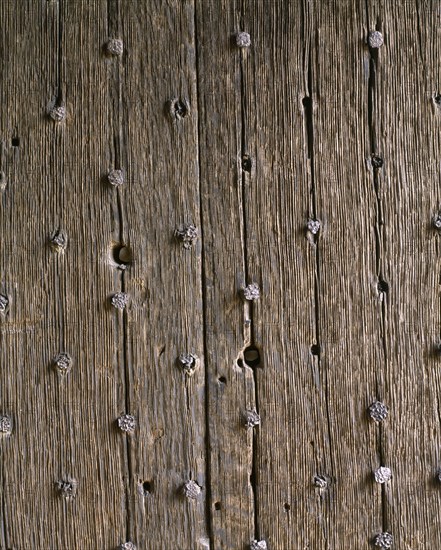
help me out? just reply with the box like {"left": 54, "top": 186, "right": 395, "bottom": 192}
{"left": 371, "top": 155, "right": 383, "bottom": 168}
{"left": 141, "top": 480, "right": 153, "bottom": 494}
{"left": 242, "top": 154, "right": 252, "bottom": 172}
{"left": 218, "top": 376, "right": 227, "bottom": 384}
{"left": 434, "top": 94, "right": 441, "bottom": 105}
{"left": 310, "top": 344, "right": 320, "bottom": 356}
{"left": 214, "top": 501, "right": 221, "bottom": 510}
{"left": 111, "top": 243, "right": 133, "bottom": 268}
{"left": 244, "top": 346, "right": 261, "bottom": 368}
{"left": 11, "top": 137, "right": 19, "bottom": 147}
{"left": 167, "top": 97, "right": 190, "bottom": 121}
{"left": 237, "top": 358, "right": 244, "bottom": 369}
{"left": 378, "top": 279, "right": 389, "bottom": 293}
{"left": 302, "top": 96, "right": 312, "bottom": 108}
{"left": 284, "top": 503, "right": 291, "bottom": 511}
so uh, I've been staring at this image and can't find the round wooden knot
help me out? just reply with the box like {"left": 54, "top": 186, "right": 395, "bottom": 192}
{"left": 374, "top": 532, "right": 393, "bottom": 548}
{"left": 236, "top": 31, "right": 251, "bottom": 47}
{"left": 49, "top": 229, "right": 68, "bottom": 252}
{"left": 174, "top": 224, "right": 198, "bottom": 249}
{"left": 243, "top": 283, "right": 260, "bottom": 301}
{"left": 55, "top": 477, "right": 77, "bottom": 500}
{"left": 117, "top": 414, "right": 136, "bottom": 434}
{"left": 106, "top": 38, "right": 123, "bottom": 56}
{"left": 307, "top": 219, "right": 321, "bottom": 235}
{"left": 111, "top": 292, "right": 129, "bottom": 310}
{"left": 374, "top": 466, "right": 392, "bottom": 484}
{"left": 244, "top": 408, "right": 260, "bottom": 429}
{"left": 119, "top": 543, "right": 137, "bottom": 550}
{"left": 53, "top": 352, "right": 73, "bottom": 375}
{"left": 368, "top": 31, "right": 384, "bottom": 48}
{"left": 250, "top": 540, "right": 267, "bottom": 550}
{"left": 0, "top": 293, "right": 9, "bottom": 315}
{"left": 178, "top": 353, "right": 199, "bottom": 376}
{"left": 49, "top": 105, "right": 66, "bottom": 122}
{"left": 108, "top": 169, "right": 124, "bottom": 186}
{"left": 368, "top": 401, "right": 388, "bottom": 422}
{"left": 0, "top": 414, "right": 12, "bottom": 436}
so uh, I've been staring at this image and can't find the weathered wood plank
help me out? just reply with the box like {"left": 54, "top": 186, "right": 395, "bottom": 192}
{"left": 0, "top": 1, "right": 127, "bottom": 548}
{"left": 121, "top": 1, "right": 208, "bottom": 548}
{"left": 195, "top": 0, "right": 256, "bottom": 548}
{"left": 305, "top": 1, "right": 382, "bottom": 547}
{"left": 369, "top": 0, "right": 441, "bottom": 546}
{"left": 1, "top": 2, "right": 441, "bottom": 549}
{"left": 243, "top": 0, "right": 382, "bottom": 547}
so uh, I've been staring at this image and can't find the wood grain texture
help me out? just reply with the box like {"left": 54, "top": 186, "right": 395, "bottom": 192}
{"left": 0, "top": 1, "right": 127, "bottom": 548}
{"left": 120, "top": 0, "right": 208, "bottom": 548}
{"left": 195, "top": 1, "right": 256, "bottom": 548}
{"left": 1, "top": 1, "right": 441, "bottom": 549}
{"left": 369, "top": 0, "right": 441, "bottom": 547}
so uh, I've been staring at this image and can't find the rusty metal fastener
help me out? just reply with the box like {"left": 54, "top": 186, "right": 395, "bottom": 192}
{"left": 0, "top": 293, "right": 9, "bottom": 315}
{"left": 174, "top": 224, "right": 198, "bottom": 249}
{"left": 307, "top": 219, "right": 321, "bottom": 235}
{"left": 55, "top": 477, "right": 77, "bottom": 499}
{"left": 49, "top": 106, "right": 66, "bottom": 122}
{"left": 119, "top": 543, "right": 136, "bottom": 550}
{"left": 53, "top": 352, "right": 73, "bottom": 375}
{"left": 183, "top": 480, "right": 201, "bottom": 499}
{"left": 374, "top": 532, "right": 393, "bottom": 548}
{"left": 374, "top": 467, "right": 392, "bottom": 484}
{"left": 49, "top": 229, "right": 68, "bottom": 252}
{"left": 250, "top": 540, "right": 267, "bottom": 550}
{"left": 244, "top": 409, "right": 261, "bottom": 428}
{"left": 313, "top": 474, "right": 328, "bottom": 489}
{"left": 368, "top": 31, "right": 384, "bottom": 48}
{"left": 106, "top": 38, "right": 123, "bottom": 56}
{"left": 236, "top": 32, "right": 251, "bottom": 47}
{"left": 117, "top": 414, "right": 136, "bottom": 434}
{"left": 108, "top": 169, "right": 124, "bottom": 186}
{"left": 111, "top": 292, "right": 129, "bottom": 310}
{"left": 368, "top": 401, "right": 389, "bottom": 422}
{"left": 0, "top": 415, "right": 12, "bottom": 435}
{"left": 178, "top": 353, "right": 199, "bottom": 376}
{"left": 433, "top": 214, "right": 441, "bottom": 229}
{"left": 243, "top": 283, "right": 260, "bottom": 301}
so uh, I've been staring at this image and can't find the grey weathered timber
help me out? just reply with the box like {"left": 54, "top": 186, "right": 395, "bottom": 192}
{"left": 195, "top": 1, "right": 257, "bottom": 549}
{"left": 369, "top": 1, "right": 441, "bottom": 547}
{"left": 1, "top": 1, "right": 441, "bottom": 549}
{"left": 120, "top": 0, "right": 207, "bottom": 548}
{"left": 0, "top": 1, "right": 127, "bottom": 549}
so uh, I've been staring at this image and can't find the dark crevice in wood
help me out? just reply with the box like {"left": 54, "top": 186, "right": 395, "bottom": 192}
{"left": 366, "top": 1, "right": 388, "bottom": 534}
{"left": 193, "top": 5, "right": 214, "bottom": 546}
{"left": 108, "top": 0, "right": 132, "bottom": 544}
{"left": 238, "top": 10, "right": 260, "bottom": 541}
{"left": 1, "top": 467, "right": 9, "bottom": 550}
{"left": 56, "top": 0, "right": 63, "bottom": 103}
{"left": 302, "top": 0, "right": 334, "bottom": 495}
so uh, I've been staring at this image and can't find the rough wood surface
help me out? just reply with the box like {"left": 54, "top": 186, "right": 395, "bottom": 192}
{"left": 1, "top": 1, "right": 441, "bottom": 549}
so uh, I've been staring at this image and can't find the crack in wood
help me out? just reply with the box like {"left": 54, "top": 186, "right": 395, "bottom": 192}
{"left": 366, "top": 0, "right": 388, "bottom": 536}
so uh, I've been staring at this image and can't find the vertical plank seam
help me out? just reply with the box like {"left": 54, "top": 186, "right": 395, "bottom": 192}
{"left": 239, "top": 7, "right": 260, "bottom": 542}
{"left": 1, "top": 465, "right": 8, "bottom": 549}
{"left": 193, "top": 2, "right": 214, "bottom": 546}
{"left": 302, "top": 0, "right": 336, "bottom": 525}
{"left": 107, "top": 0, "right": 133, "bottom": 543}
{"left": 365, "top": 0, "right": 388, "bottom": 535}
